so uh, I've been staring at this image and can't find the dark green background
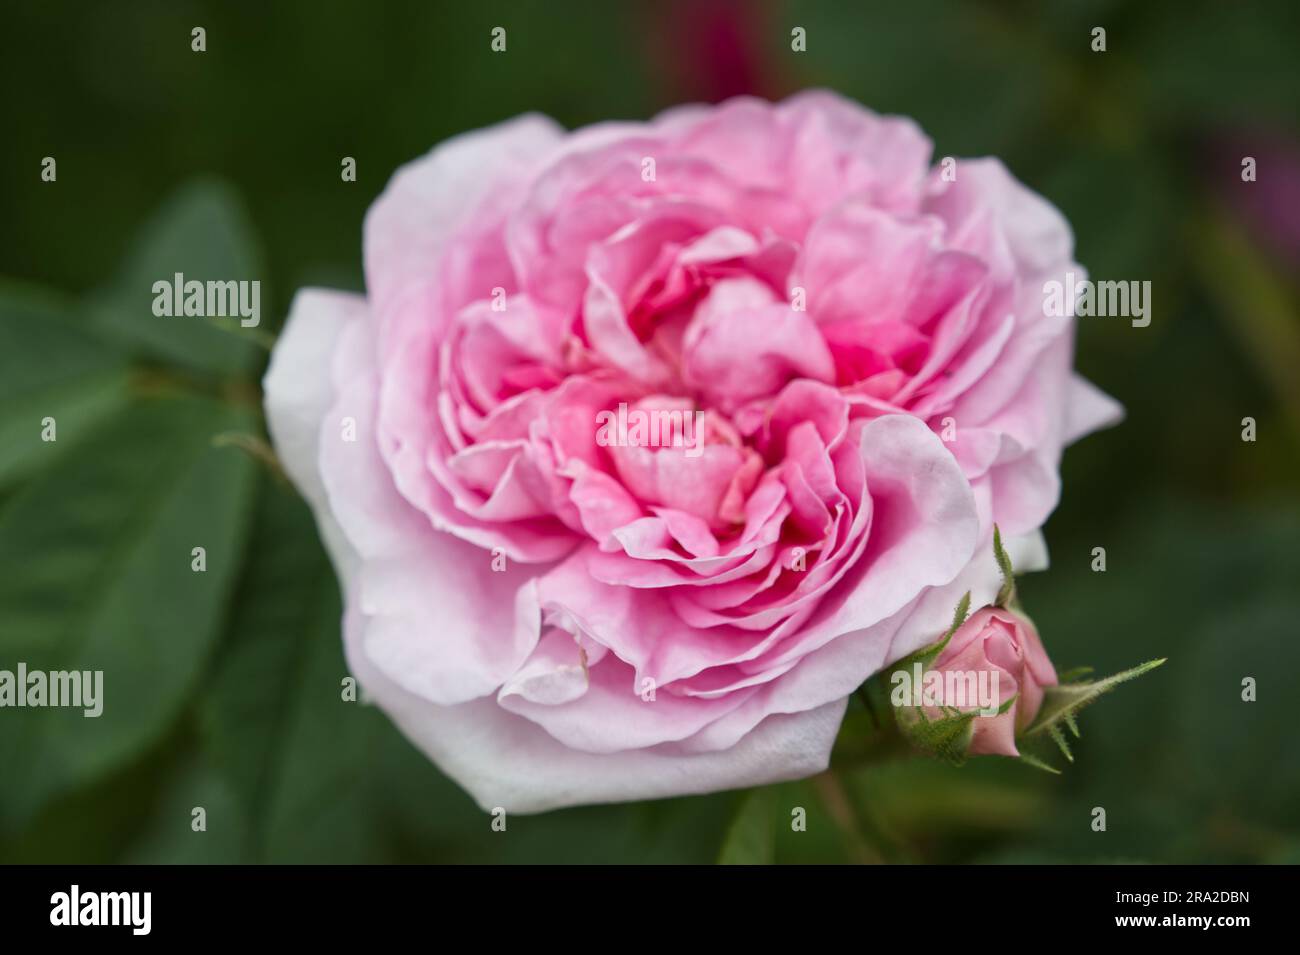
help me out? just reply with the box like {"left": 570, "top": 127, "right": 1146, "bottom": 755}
{"left": 1, "top": 0, "right": 1297, "bottom": 863}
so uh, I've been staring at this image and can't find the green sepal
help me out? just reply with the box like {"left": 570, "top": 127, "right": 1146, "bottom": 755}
{"left": 895, "top": 707, "right": 977, "bottom": 766}
{"left": 1015, "top": 658, "right": 1167, "bottom": 771}
{"left": 1023, "top": 658, "right": 1167, "bottom": 738}
{"left": 891, "top": 591, "right": 971, "bottom": 672}
{"left": 1018, "top": 751, "right": 1063, "bottom": 775}
{"left": 993, "top": 524, "right": 1016, "bottom": 608}
{"left": 1048, "top": 723, "right": 1074, "bottom": 762}
{"left": 1054, "top": 666, "right": 1095, "bottom": 683}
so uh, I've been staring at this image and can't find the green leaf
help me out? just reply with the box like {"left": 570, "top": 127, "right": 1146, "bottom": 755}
{"left": 123, "top": 751, "right": 251, "bottom": 864}
{"left": 0, "top": 282, "right": 132, "bottom": 488}
{"left": 198, "top": 479, "right": 479, "bottom": 862}
{"left": 0, "top": 395, "right": 259, "bottom": 831}
{"left": 717, "top": 788, "right": 775, "bottom": 865}
{"left": 197, "top": 479, "right": 357, "bottom": 859}
{"left": 0, "top": 729, "right": 186, "bottom": 863}
{"left": 87, "top": 180, "right": 267, "bottom": 378}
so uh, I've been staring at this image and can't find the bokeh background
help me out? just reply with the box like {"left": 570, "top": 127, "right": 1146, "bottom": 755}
{"left": 1, "top": 0, "right": 1297, "bottom": 863}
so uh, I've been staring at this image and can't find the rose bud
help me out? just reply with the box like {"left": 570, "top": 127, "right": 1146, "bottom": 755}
{"left": 925, "top": 606, "right": 1058, "bottom": 756}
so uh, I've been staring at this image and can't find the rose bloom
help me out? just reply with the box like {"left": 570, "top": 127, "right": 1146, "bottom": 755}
{"left": 922, "top": 607, "right": 1057, "bottom": 756}
{"left": 265, "top": 91, "right": 1119, "bottom": 812}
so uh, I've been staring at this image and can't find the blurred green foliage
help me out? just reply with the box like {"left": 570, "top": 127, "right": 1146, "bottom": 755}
{"left": 1, "top": 1, "right": 1297, "bottom": 863}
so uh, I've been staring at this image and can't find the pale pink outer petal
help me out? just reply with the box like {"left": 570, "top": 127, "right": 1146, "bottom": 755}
{"left": 1065, "top": 372, "right": 1125, "bottom": 444}
{"left": 263, "top": 289, "right": 367, "bottom": 583}
{"left": 342, "top": 600, "right": 847, "bottom": 813}
{"left": 362, "top": 113, "right": 565, "bottom": 330}
{"left": 266, "top": 290, "right": 541, "bottom": 708}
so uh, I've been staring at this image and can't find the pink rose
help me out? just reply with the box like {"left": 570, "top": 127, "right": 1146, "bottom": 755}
{"left": 926, "top": 607, "right": 1058, "bottom": 756}
{"left": 264, "top": 91, "right": 1118, "bottom": 811}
